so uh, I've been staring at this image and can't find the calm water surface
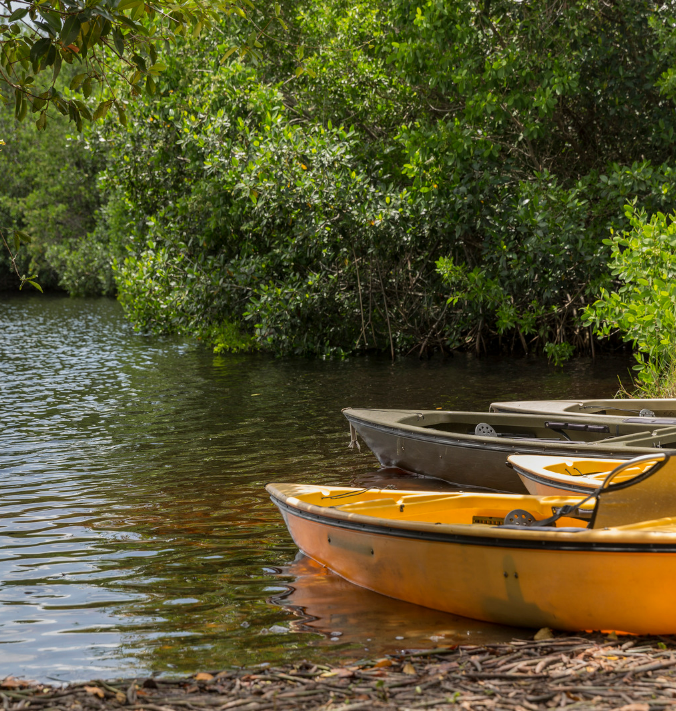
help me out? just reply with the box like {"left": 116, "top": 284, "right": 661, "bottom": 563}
{"left": 0, "top": 296, "right": 633, "bottom": 680}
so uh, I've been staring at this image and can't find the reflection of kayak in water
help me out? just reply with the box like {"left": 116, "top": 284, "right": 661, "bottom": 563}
{"left": 268, "top": 453, "right": 676, "bottom": 633}
{"left": 342, "top": 407, "right": 676, "bottom": 492}
{"left": 276, "top": 553, "right": 522, "bottom": 653}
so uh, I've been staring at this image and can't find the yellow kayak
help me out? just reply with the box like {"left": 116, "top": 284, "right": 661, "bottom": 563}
{"left": 268, "top": 453, "right": 676, "bottom": 633}
{"left": 508, "top": 454, "right": 660, "bottom": 496}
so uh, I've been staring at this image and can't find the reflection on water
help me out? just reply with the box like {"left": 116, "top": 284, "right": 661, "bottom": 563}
{"left": 278, "top": 555, "right": 526, "bottom": 657}
{"left": 0, "top": 295, "right": 632, "bottom": 681}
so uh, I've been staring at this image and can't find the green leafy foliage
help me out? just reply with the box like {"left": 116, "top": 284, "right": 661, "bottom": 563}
{"left": 543, "top": 342, "right": 575, "bottom": 368}
{"left": 0, "top": 0, "right": 258, "bottom": 134}
{"left": 0, "top": 225, "right": 40, "bottom": 290}
{"left": 584, "top": 204, "right": 676, "bottom": 389}
{"left": 44, "top": 238, "right": 115, "bottom": 296}
{"left": 434, "top": 163, "right": 676, "bottom": 359}
{"left": 0, "top": 101, "right": 112, "bottom": 294}
{"left": 5, "top": 0, "right": 676, "bottom": 363}
{"left": 100, "top": 0, "right": 676, "bottom": 357}
{"left": 206, "top": 320, "right": 255, "bottom": 354}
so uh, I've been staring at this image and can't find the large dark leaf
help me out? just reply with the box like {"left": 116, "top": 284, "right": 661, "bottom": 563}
{"left": 29, "top": 38, "right": 51, "bottom": 65}
{"left": 60, "top": 15, "right": 82, "bottom": 47}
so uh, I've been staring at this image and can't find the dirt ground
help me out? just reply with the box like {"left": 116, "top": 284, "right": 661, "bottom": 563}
{"left": 4, "top": 634, "right": 676, "bottom": 711}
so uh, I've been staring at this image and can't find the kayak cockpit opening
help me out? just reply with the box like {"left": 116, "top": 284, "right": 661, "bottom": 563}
{"left": 297, "top": 488, "right": 592, "bottom": 528}
{"left": 417, "top": 418, "right": 617, "bottom": 443}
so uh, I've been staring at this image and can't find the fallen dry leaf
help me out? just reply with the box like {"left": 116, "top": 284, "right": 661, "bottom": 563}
{"left": 615, "top": 705, "right": 649, "bottom": 711}
{"left": 534, "top": 627, "right": 554, "bottom": 640}
{"left": 195, "top": 673, "right": 214, "bottom": 682}
{"left": 84, "top": 686, "right": 105, "bottom": 699}
{"left": 1, "top": 677, "right": 32, "bottom": 689}
{"left": 115, "top": 692, "right": 126, "bottom": 704}
{"left": 373, "top": 659, "right": 392, "bottom": 668}
{"left": 402, "top": 662, "right": 416, "bottom": 675}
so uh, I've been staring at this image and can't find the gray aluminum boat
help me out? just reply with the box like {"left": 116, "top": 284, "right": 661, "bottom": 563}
{"left": 489, "top": 399, "right": 676, "bottom": 422}
{"left": 343, "top": 407, "right": 676, "bottom": 493}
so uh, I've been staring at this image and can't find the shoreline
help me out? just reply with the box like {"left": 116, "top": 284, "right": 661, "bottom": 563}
{"left": 4, "top": 633, "right": 676, "bottom": 711}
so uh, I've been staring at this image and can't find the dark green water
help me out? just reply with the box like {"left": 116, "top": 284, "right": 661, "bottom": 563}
{"left": 0, "top": 296, "right": 633, "bottom": 681}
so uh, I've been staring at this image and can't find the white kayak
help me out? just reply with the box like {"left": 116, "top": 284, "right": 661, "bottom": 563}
{"left": 508, "top": 453, "right": 661, "bottom": 496}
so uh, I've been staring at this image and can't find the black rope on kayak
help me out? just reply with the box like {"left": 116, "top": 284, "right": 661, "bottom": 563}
{"left": 322, "top": 486, "right": 396, "bottom": 500}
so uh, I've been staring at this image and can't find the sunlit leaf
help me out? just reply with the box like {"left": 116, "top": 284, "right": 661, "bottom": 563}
{"left": 220, "top": 47, "right": 237, "bottom": 63}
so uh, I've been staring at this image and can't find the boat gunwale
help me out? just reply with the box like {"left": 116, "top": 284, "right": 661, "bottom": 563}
{"left": 489, "top": 399, "right": 676, "bottom": 420}
{"left": 267, "top": 484, "right": 676, "bottom": 551}
{"left": 342, "top": 408, "right": 676, "bottom": 456}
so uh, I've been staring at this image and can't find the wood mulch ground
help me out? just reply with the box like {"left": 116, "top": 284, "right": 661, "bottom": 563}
{"left": 5, "top": 634, "right": 676, "bottom": 711}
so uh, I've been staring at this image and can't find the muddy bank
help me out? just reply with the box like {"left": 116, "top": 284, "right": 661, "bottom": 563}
{"left": 4, "top": 634, "right": 676, "bottom": 710}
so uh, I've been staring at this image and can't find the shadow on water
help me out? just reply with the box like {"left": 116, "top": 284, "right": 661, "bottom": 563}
{"left": 0, "top": 295, "right": 634, "bottom": 680}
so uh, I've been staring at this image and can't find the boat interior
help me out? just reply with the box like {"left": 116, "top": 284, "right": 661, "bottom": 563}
{"left": 392, "top": 410, "right": 676, "bottom": 447}
{"left": 525, "top": 457, "right": 658, "bottom": 484}
{"left": 293, "top": 487, "right": 593, "bottom": 528}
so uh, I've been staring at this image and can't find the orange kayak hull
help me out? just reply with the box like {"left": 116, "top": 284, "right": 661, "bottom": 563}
{"left": 269, "top": 483, "right": 676, "bottom": 634}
